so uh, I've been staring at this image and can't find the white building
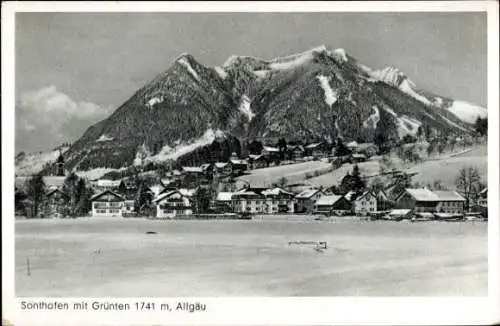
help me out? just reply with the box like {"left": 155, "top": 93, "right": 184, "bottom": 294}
{"left": 261, "top": 187, "right": 295, "bottom": 214}
{"left": 295, "top": 188, "right": 324, "bottom": 213}
{"left": 153, "top": 189, "right": 196, "bottom": 218}
{"left": 353, "top": 190, "right": 377, "bottom": 216}
{"left": 91, "top": 190, "right": 125, "bottom": 217}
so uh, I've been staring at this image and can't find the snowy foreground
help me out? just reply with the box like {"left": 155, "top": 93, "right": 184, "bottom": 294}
{"left": 16, "top": 218, "right": 487, "bottom": 297}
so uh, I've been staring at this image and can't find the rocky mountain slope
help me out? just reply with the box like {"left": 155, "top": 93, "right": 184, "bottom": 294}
{"left": 16, "top": 45, "right": 487, "bottom": 177}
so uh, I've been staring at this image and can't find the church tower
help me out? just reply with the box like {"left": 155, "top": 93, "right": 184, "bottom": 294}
{"left": 55, "top": 151, "right": 65, "bottom": 176}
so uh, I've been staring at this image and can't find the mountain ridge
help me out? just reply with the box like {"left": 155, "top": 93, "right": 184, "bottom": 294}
{"left": 16, "top": 46, "right": 487, "bottom": 177}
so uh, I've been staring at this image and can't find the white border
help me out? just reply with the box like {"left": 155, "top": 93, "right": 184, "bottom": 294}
{"left": 2, "top": 1, "right": 499, "bottom": 325}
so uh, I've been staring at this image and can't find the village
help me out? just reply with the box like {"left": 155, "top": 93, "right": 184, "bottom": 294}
{"left": 15, "top": 135, "right": 488, "bottom": 223}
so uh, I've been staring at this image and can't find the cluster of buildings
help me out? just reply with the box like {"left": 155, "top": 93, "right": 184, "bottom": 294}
{"left": 15, "top": 147, "right": 488, "bottom": 222}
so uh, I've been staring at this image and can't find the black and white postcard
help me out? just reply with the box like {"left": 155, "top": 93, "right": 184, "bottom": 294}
{"left": 2, "top": 1, "right": 499, "bottom": 325}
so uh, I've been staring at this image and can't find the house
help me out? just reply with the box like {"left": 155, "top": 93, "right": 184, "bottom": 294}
{"left": 353, "top": 190, "right": 377, "bottom": 216}
{"left": 43, "top": 188, "right": 70, "bottom": 218}
{"left": 214, "top": 192, "right": 233, "bottom": 213}
{"left": 261, "top": 146, "right": 280, "bottom": 159}
{"left": 231, "top": 187, "right": 267, "bottom": 214}
{"left": 229, "top": 158, "right": 248, "bottom": 175}
{"left": 295, "top": 188, "right": 325, "bottom": 213}
{"left": 248, "top": 154, "right": 268, "bottom": 169}
{"left": 261, "top": 187, "right": 295, "bottom": 214}
{"left": 395, "top": 188, "right": 466, "bottom": 214}
{"left": 314, "top": 195, "right": 352, "bottom": 215}
{"left": 91, "top": 190, "right": 125, "bottom": 217}
{"left": 286, "top": 145, "right": 305, "bottom": 160}
{"left": 214, "top": 162, "right": 233, "bottom": 176}
{"left": 477, "top": 188, "right": 487, "bottom": 207}
{"left": 182, "top": 166, "right": 208, "bottom": 187}
{"left": 350, "top": 153, "right": 367, "bottom": 163}
{"left": 346, "top": 141, "right": 359, "bottom": 152}
{"left": 153, "top": 188, "right": 197, "bottom": 218}
{"left": 305, "top": 142, "right": 329, "bottom": 157}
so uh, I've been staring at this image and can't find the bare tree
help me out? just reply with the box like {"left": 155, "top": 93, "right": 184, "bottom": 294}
{"left": 455, "top": 166, "right": 482, "bottom": 211}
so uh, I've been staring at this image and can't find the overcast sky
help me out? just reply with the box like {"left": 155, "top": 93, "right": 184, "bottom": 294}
{"left": 15, "top": 12, "right": 487, "bottom": 153}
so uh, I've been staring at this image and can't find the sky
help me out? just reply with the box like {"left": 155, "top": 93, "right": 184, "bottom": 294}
{"left": 15, "top": 12, "right": 487, "bottom": 153}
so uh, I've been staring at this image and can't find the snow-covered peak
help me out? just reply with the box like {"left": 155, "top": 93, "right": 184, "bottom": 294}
{"left": 328, "top": 48, "right": 348, "bottom": 63}
{"left": 176, "top": 56, "right": 200, "bottom": 81}
{"left": 370, "top": 66, "right": 407, "bottom": 86}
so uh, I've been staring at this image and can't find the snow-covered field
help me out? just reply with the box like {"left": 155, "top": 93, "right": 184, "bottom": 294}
{"left": 16, "top": 218, "right": 486, "bottom": 297}
{"left": 237, "top": 161, "right": 332, "bottom": 187}
{"left": 307, "top": 145, "right": 487, "bottom": 188}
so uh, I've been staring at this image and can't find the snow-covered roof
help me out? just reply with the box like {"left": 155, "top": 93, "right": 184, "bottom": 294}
{"left": 262, "top": 146, "right": 279, "bottom": 152}
{"left": 388, "top": 209, "right": 412, "bottom": 216}
{"left": 404, "top": 188, "right": 465, "bottom": 202}
{"left": 91, "top": 190, "right": 124, "bottom": 201}
{"left": 433, "top": 191, "right": 466, "bottom": 202}
{"left": 405, "top": 188, "right": 439, "bottom": 201}
{"left": 315, "top": 195, "right": 343, "bottom": 206}
{"left": 261, "top": 187, "right": 294, "bottom": 197}
{"left": 172, "top": 169, "right": 182, "bottom": 176}
{"left": 346, "top": 141, "right": 359, "bottom": 148}
{"left": 215, "top": 162, "right": 230, "bottom": 168}
{"left": 230, "top": 159, "right": 248, "bottom": 165}
{"left": 296, "top": 189, "right": 321, "bottom": 199}
{"left": 216, "top": 192, "right": 233, "bottom": 201}
{"left": 182, "top": 166, "right": 204, "bottom": 173}
{"left": 479, "top": 188, "right": 488, "bottom": 195}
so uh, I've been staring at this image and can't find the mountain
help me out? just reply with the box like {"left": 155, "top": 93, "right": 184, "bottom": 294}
{"left": 16, "top": 45, "right": 487, "bottom": 177}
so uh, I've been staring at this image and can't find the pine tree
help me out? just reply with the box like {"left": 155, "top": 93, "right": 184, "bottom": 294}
{"left": 25, "top": 173, "right": 46, "bottom": 218}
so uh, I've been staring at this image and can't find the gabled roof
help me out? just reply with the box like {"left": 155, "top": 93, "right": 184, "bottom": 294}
{"left": 315, "top": 195, "right": 344, "bottom": 206}
{"left": 346, "top": 141, "right": 358, "bottom": 148}
{"left": 354, "top": 190, "right": 376, "bottom": 202}
{"left": 46, "top": 188, "right": 70, "bottom": 199}
{"left": 232, "top": 187, "right": 266, "bottom": 198}
{"left": 153, "top": 188, "right": 196, "bottom": 203}
{"left": 296, "top": 189, "right": 322, "bottom": 199}
{"left": 91, "top": 190, "right": 124, "bottom": 201}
